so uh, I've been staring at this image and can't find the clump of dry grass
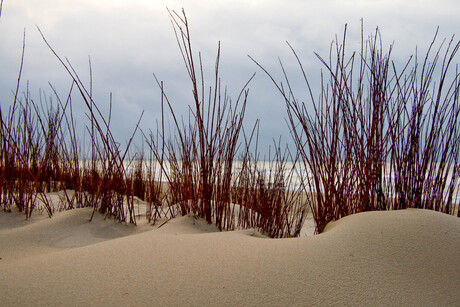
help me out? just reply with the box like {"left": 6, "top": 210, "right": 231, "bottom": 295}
{"left": 386, "top": 31, "right": 460, "bottom": 215}
{"left": 0, "top": 27, "right": 145, "bottom": 224}
{"left": 1, "top": 31, "right": 55, "bottom": 217}
{"left": 145, "top": 9, "right": 308, "bottom": 238}
{"left": 234, "top": 131, "right": 308, "bottom": 237}
{"left": 252, "top": 24, "right": 459, "bottom": 233}
{"left": 148, "top": 8, "right": 253, "bottom": 230}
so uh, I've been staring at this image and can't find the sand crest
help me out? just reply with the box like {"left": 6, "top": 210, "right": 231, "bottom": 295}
{"left": 1, "top": 208, "right": 459, "bottom": 306}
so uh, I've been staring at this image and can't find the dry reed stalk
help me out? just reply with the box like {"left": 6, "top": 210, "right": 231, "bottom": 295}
{"left": 142, "top": 82, "right": 172, "bottom": 222}
{"left": 144, "top": 136, "right": 166, "bottom": 222}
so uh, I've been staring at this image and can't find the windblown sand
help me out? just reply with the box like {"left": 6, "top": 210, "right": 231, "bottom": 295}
{"left": 1, "top": 208, "right": 459, "bottom": 306}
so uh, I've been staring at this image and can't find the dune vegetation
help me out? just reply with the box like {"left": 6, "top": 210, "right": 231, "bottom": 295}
{"left": 1, "top": 9, "right": 459, "bottom": 237}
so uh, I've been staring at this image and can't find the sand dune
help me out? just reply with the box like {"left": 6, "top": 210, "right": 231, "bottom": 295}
{"left": 1, "top": 208, "right": 459, "bottom": 306}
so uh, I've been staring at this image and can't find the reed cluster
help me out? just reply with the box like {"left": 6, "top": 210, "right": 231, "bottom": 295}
{"left": 253, "top": 25, "right": 459, "bottom": 233}
{"left": 144, "top": 9, "right": 307, "bottom": 237}
{"left": 0, "top": 29, "right": 146, "bottom": 224}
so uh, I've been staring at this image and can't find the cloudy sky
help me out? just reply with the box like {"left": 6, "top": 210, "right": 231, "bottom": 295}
{"left": 0, "top": 0, "right": 459, "bottom": 154}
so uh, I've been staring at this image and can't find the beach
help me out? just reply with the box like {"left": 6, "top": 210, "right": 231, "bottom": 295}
{"left": 1, "top": 208, "right": 459, "bottom": 306}
{"left": 1, "top": 1, "right": 459, "bottom": 306}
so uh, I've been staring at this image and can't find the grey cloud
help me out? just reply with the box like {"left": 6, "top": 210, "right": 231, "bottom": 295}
{"left": 1, "top": 0, "right": 458, "bottom": 152}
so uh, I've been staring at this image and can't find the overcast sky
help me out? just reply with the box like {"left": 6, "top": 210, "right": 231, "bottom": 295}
{"left": 0, "top": 0, "right": 459, "bottom": 155}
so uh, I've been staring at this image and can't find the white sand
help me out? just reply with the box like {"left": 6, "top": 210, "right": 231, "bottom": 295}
{"left": 1, "top": 208, "right": 459, "bottom": 306}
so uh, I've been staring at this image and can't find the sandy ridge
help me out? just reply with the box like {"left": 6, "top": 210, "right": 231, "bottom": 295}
{"left": 1, "top": 208, "right": 459, "bottom": 306}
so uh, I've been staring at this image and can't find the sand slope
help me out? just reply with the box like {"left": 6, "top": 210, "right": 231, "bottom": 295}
{"left": 1, "top": 208, "right": 459, "bottom": 306}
